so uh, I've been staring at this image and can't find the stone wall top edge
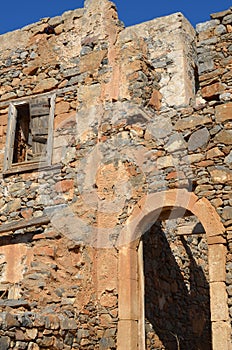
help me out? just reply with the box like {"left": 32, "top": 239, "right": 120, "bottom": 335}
{"left": 127, "top": 12, "right": 195, "bottom": 36}
{"left": 0, "top": 3, "right": 230, "bottom": 58}
{"left": 0, "top": 2, "right": 231, "bottom": 43}
{"left": 0, "top": 30, "right": 31, "bottom": 53}
{"left": 196, "top": 7, "right": 232, "bottom": 32}
{"left": 210, "top": 6, "right": 232, "bottom": 20}
{"left": 0, "top": 6, "right": 84, "bottom": 49}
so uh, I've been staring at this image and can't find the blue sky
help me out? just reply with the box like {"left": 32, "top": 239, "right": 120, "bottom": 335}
{"left": 0, "top": 0, "right": 231, "bottom": 35}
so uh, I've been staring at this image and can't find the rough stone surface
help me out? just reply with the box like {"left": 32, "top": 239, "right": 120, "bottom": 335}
{"left": 215, "top": 102, "right": 232, "bottom": 122}
{"left": 0, "top": 1, "right": 231, "bottom": 349}
{"left": 188, "top": 127, "right": 210, "bottom": 151}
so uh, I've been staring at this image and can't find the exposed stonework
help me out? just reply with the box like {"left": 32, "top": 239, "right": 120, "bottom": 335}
{"left": 0, "top": 1, "right": 231, "bottom": 349}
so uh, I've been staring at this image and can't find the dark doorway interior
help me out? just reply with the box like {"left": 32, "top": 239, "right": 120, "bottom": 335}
{"left": 143, "top": 220, "right": 212, "bottom": 350}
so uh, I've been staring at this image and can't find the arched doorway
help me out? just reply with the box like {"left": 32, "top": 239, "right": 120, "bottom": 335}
{"left": 143, "top": 217, "right": 211, "bottom": 349}
{"left": 117, "top": 189, "right": 230, "bottom": 350}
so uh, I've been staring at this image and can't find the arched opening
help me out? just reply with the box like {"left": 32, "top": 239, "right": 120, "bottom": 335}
{"left": 143, "top": 217, "right": 211, "bottom": 350}
{"left": 118, "top": 189, "right": 230, "bottom": 350}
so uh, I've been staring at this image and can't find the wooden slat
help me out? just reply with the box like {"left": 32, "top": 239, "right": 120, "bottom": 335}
{"left": 30, "top": 106, "right": 50, "bottom": 116}
{"left": 32, "top": 136, "right": 47, "bottom": 144}
{"left": 0, "top": 215, "right": 50, "bottom": 234}
{"left": 3, "top": 93, "right": 56, "bottom": 173}
{"left": 0, "top": 86, "right": 75, "bottom": 109}
{"left": 31, "top": 110, "right": 49, "bottom": 156}
{"left": 30, "top": 97, "right": 50, "bottom": 116}
{"left": 31, "top": 115, "right": 49, "bottom": 135}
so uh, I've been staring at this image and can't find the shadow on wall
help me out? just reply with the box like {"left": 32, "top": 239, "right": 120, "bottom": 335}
{"left": 143, "top": 221, "right": 212, "bottom": 350}
{"left": 0, "top": 229, "right": 42, "bottom": 247}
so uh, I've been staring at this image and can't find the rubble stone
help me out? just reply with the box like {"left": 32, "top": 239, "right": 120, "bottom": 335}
{"left": 0, "top": 1, "right": 231, "bottom": 349}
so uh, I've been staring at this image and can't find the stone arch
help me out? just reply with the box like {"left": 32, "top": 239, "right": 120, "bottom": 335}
{"left": 117, "top": 189, "right": 230, "bottom": 350}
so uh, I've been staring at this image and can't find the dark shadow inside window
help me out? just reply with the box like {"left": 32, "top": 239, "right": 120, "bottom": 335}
{"left": 13, "top": 104, "right": 30, "bottom": 163}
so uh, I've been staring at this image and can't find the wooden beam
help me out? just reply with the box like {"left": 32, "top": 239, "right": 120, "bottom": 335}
{"left": 3, "top": 163, "right": 61, "bottom": 177}
{"left": 0, "top": 215, "right": 50, "bottom": 234}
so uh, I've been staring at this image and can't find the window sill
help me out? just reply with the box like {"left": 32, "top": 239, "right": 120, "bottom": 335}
{"left": 3, "top": 162, "right": 61, "bottom": 177}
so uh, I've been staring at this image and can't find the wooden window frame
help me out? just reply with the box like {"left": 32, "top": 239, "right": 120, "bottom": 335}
{"left": 3, "top": 93, "right": 55, "bottom": 175}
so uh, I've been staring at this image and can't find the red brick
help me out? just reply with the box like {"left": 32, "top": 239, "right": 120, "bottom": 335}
{"left": 148, "top": 89, "right": 162, "bottom": 110}
{"left": 54, "top": 112, "right": 76, "bottom": 129}
{"left": 196, "top": 160, "right": 214, "bottom": 167}
{"left": 33, "top": 245, "right": 55, "bottom": 257}
{"left": 32, "top": 233, "right": 46, "bottom": 240}
{"left": 21, "top": 208, "right": 33, "bottom": 220}
{"left": 55, "top": 101, "right": 70, "bottom": 115}
{"left": 55, "top": 179, "right": 74, "bottom": 193}
{"left": 0, "top": 114, "right": 8, "bottom": 126}
{"left": 201, "top": 82, "right": 224, "bottom": 98}
{"left": 23, "top": 64, "right": 39, "bottom": 76}
{"left": 215, "top": 102, "right": 232, "bottom": 123}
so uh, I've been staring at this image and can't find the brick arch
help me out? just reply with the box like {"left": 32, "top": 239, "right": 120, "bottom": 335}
{"left": 117, "top": 189, "right": 230, "bottom": 350}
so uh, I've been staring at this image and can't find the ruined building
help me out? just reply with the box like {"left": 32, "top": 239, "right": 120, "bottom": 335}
{"left": 0, "top": 0, "right": 231, "bottom": 349}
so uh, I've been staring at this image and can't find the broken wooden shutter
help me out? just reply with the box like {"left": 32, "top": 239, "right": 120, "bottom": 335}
{"left": 29, "top": 97, "right": 50, "bottom": 161}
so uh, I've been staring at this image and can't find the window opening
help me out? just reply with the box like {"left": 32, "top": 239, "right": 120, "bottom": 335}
{"left": 12, "top": 99, "right": 50, "bottom": 164}
{"left": 4, "top": 94, "right": 55, "bottom": 173}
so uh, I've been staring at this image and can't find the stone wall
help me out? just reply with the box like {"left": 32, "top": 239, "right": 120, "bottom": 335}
{"left": 0, "top": 1, "right": 231, "bottom": 349}
{"left": 196, "top": 9, "right": 232, "bottom": 336}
